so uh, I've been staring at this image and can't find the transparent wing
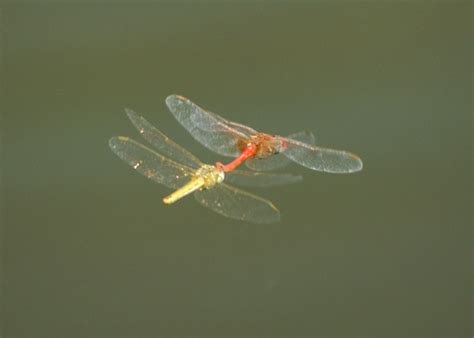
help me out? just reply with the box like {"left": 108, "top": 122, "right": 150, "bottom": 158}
{"left": 226, "top": 170, "right": 302, "bottom": 187}
{"left": 245, "top": 154, "right": 292, "bottom": 171}
{"left": 124, "top": 108, "right": 203, "bottom": 169}
{"left": 166, "top": 95, "right": 247, "bottom": 157}
{"left": 245, "top": 130, "right": 316, "bottom": 171}
{"left": 288, "top": 130, "right": 317, "bottom": 144}
{"left": 280, "top": 137, "right": 363, "bottom": 173}
{"left": 218, "top": 118, "right": 258, "bottom": 137}
{"left": 194, "top": 105, "right": 258, "bottom": 136}
{"left": 194, "top": 183, "right": 280, "bottom": 224}
{"left": 109, "top": 136, "right": 193, "bottom": 189}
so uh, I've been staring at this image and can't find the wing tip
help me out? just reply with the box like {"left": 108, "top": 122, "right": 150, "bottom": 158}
{"left": 166, "top": 94, "right": 184, "bottom": 107}
{"left": 244, "top": 210, "right": 281, "bottom": 224}
{"left": 334, "top": 151, "right": 364, "bottom": 173}
{"left": 260, "top": 209, "right": 281, "bottom": 224}
{"left": 350, "top": 153, "right": 364, "bottom": 172}
{"left": 124, "top": 107, "right": 139, "bottom": 120}
{"left": 259, "top": 201, "right": 281, "bottom": 224}
{"left": 108, "top": 137, "right": 116, "bottom": 149}
{"left": 108, "top": 136, "right": 129, "bottom": 148}
{"left": 339, "top": 157, "right": 363, "bottom": 174}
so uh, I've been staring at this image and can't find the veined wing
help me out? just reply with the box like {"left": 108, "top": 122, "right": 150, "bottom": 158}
{"left": 166, "top": 95, "right": 247, "bottom": 157}
{"left": 289, "top": 130, "right": 317, "bottom": 145}
{"left": 246, "top": 130, "right": 316, "bottom": 171}
{"left": 109, "top": 136, "right": 193, "bottom": 189}
{"left": 280, "top": 137, "right": 363, "bottom": 173}
{"left": 226, "top": 170, "right": 302, "bottom": 187}
{"left": 212, "top": 114, "right": 258, "bottom": 136}
{"left": 194, "top": 183, "right": 280, "bottom": 224}
{"left": 245, "top": 154, "right": 292, "bottom": 171}
{"left": 125, "top": 108, "right": 202, "bottom": 169}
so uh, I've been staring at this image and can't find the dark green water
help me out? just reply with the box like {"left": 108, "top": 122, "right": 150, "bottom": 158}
{"left": 2, "top": 2, "right": 471, "bottom": 336}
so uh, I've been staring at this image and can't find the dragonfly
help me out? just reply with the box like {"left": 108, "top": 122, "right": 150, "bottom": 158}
{"left": 109, "top": 109, "right": 303, "bottom": 223}
{"left": 166, "top": 95, "right": 363, "bottom": 173}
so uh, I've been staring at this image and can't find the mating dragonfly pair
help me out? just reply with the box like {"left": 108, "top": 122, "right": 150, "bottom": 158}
{"left": 109, "top": 95, "right": 363, "bottom": 223}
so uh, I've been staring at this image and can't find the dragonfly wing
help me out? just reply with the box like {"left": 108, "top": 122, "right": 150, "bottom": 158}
{"left": 194, "top": 183, "right": 280, "bottom": 223}
{"left": 281, "top": 137, "right": 363, "bottom": 173}
{"left": 245, "top": 154, "right": 292, "bottom": 171}
{"left": 166, "top": 95, "right": 246, "bottom": 157}
{"left": 109, "top": 136, "right": 193, "bottom": 189}
{"left": 124, "top": 108, "right": 202, "bottom": 168}
{"left": 245, "top": 130, "right": 316, "bottom": 171}
{"left": 226, "top": 170, "right": 302, "bottom": 187}
{"left": 219, "top": 119, "right": 258, "bottom": 136}
{"left": 286, "top": 130, "right": 316, "bottom": 144}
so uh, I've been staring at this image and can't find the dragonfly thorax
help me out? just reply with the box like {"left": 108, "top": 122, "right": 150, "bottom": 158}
{"left": 246, "top": 133, "right": 282, "bottom": 158}
{"left": 194, "top": 164, "right": 225, "bottom": 189}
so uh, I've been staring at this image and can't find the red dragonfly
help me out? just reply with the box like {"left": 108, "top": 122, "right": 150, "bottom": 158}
{"left": 166, "top": 95, "right": 363, "bottom": 173}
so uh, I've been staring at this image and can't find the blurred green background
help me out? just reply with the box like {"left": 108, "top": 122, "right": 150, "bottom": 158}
{"left": 2, "top": 1, "right": 471, "bottom": 336}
